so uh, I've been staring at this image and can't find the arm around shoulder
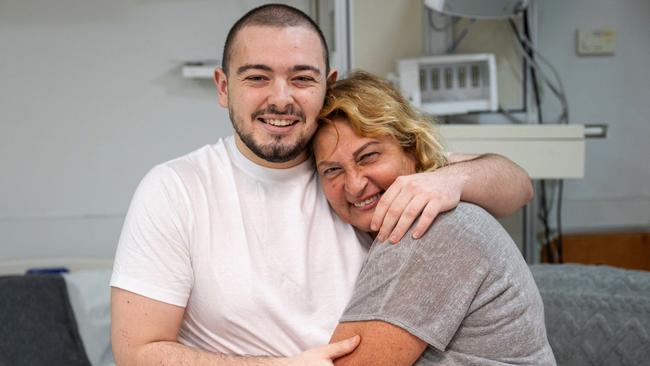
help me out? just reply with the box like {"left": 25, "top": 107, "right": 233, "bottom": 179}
{"left": 447, "top": 153, "right": 533, "bottom": 217}
{"left": 370, "top": 152, "right": 532, "bottom": 243}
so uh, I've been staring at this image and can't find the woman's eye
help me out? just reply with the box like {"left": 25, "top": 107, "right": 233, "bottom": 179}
{"left": 358, "top": 152, "right": 378, "bottom": 163}
{"left": 322, "top": 167, "right": 340, "bottom": 176}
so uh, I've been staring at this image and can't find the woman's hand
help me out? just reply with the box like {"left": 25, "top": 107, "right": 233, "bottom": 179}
{"left": 371, "top": 169, "right": 466, "bottom": 243}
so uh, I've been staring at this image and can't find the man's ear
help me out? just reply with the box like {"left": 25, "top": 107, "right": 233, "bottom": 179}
{"left": 326, "top": 69, "right": 338, "bottom": 84}
{"left": 214, "top": 67, "right": 229, "bottom": 107}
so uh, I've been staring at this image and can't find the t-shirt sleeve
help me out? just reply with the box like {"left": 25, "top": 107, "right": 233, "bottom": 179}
{"left": 339, "top": 207, "right": 491, "bottom": 352}
{"left": 110, "top": 165, "right": 193, "bottom": 307}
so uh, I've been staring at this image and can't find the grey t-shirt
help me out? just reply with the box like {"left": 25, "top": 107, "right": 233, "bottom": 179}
{"left": 340, "top": 203, "right": 556, "bottom": 365}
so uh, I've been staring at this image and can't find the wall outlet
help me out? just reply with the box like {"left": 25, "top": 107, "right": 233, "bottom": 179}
{"left": 576, "top": 28, "right": 617, "bottom": 56}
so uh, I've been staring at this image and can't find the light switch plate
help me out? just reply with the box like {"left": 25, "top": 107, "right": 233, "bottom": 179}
{"left": 576, "top": 29, "right": 617, "bottom": 56}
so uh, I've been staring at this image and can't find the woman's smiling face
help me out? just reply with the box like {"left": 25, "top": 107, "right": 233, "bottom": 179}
{"left": 313, "top": 117, "right": 417, "bottom": 233}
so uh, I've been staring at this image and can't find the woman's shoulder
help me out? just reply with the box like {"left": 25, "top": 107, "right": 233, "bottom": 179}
{"left": 369, "top": 202, "right": 515, "bottom": 261}
{"left": 434, "top": 202, "right": 495, "bottom": 227}
{"left": 412, "top": 202, "right": 515, "bottom": 258}
{"left": 423, "top": 202, "right": 502, "bottom": 238}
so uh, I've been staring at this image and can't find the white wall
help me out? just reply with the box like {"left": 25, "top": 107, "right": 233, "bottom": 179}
{"left": 537, "top": 0, "right": 650, "bottom": 232}
{"left": 346, "top": 0, "right": 649, "bottom": 243}
{"left": 2, "top": 0, "right": 647, "bottom": 265}
{"left": 0, "top": 0, "right": 309, "bottom": 262}
{"left": 352, "top": 0, "right": 423, "bottom": 76}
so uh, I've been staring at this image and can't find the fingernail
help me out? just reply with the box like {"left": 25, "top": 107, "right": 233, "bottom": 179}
{"left": 412, "top": 231, "right": 420, "bottom": 239}
{"left": 348, "top": 335, "right": 361, "bottom": 346}
{"left": 370, "top": 223, "right": 378, "bottom": 231}
{"left": 390, "top": 235, "right": 398, "bottom": 243}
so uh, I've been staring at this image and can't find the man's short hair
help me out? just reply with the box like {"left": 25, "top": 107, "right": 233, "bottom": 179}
{"left": 221, "top": 3, "right": 330, "bottom": 75}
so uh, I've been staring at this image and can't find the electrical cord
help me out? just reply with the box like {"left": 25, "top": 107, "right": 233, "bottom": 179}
{"left": 426, "top": 8, "right": 568, "bottom": 262}
{"left": 510, "top": 14, "right": 566, "bottom": 263}
{"left": 427, "top": 8, "right": 475, "bottom": 53}
{"left": 521, "top": 12, "right": 566, "bottom": 263}
{"left": 509, "top": 20, "right": 569, "bottom": 125}
{"left": 447, "top": 18, "right": 476, "bottom": 53}
{"left": 517, "top": 38, "right": 569, "bottom": 124}
{"left": 497, "top": 105, "right": 527, "bottom": 124}
{"left": 555, "top": 179, "right": 564, "bottom": 264}
{"left": 520, "top": 28, "right": 556, "bottom": 262}
{"left": 427, "top": 8, "right": 452, "bottom": 31}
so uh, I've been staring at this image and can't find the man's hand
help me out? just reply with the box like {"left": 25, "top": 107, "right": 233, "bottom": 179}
{"left": 371, "top": 153, "right": 533, "bottom": 244}
{"left": 287, "top": 336, "right": 360, "bottom": 365}
{"left": 371, "top": 170, "right": 465, "bottom": 243}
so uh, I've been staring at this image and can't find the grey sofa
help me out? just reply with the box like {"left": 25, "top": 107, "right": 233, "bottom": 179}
{"left": 1, "top": 265, "right": 649, "bottom": 365}
{"left": 530, "top": 264, "right": 650, "bottom": 365}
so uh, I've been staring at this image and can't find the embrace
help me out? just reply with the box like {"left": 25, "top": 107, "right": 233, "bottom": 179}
{"left": 110, "top": 4, "right": 555, "bottom": 366}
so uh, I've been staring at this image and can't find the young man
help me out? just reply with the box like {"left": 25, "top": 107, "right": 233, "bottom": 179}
{"left": 110, "top": 4, "right": 533, "bottom": 366}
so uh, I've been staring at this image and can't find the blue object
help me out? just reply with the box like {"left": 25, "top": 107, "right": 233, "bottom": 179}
{"left": 26, "top": 267, "right": 70, "bottom": 275}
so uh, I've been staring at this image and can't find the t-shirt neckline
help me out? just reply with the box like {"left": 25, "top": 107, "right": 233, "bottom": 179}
{"left": 224, "top": 135, "right": 315, "bottom": 182}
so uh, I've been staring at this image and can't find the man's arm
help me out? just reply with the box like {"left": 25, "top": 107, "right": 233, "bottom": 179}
{"left": 446, "top": 153, "right": 534, "bottom": 216}
{"left": 111, "top": 288, "right": 359, "bottom": 366}
{"left": 330, "top": 321, "right": 427, "bottom": 366}
{"left": 372, "top": 153, "right": 533, "bottom": 243}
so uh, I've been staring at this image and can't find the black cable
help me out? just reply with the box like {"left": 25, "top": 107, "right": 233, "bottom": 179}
{"left": 427, "top": 8, "right": 451, "bottom": 32}
{"left": 447, "top": 18, "right": 476, "bottom": 53}
{"left": 556, "top": 180, "right": 564, "bottom": 263}
{"left": 523, "top": 12, "right": 565, "bottom": 262}
{"left": 510, "top": 18, "right": 556, "bottom": 262}
{"left": 521, "top": 9, "right": 530, "bottom": 113}
{"left": 539, "top": 181, "right": 555, "bottom": 262}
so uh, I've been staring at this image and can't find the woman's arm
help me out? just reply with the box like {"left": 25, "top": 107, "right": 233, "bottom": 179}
{"left": 372, "top": 153, "right": 533, "bottom": 243}
{"left": 333, "top": 205, "right": 498, "bottom": 366}
{"left": 330, "top": 321, "right": 427, "bottom": 366}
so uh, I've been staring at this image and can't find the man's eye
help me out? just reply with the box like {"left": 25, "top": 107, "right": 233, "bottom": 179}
{"left": 245, "top": 75, "right": 267, "bottom": 82}
{"left": 293, "top": 76, "right": 316, "bottom": 84}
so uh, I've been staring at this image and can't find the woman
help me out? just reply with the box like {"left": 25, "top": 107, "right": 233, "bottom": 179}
{"left": 312, "top": 71, "right": 555, "bottom": 365}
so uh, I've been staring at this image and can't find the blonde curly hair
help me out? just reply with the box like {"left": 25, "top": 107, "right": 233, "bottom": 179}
{"left": 318, "top": 71, "right": 448, "bottom": 172}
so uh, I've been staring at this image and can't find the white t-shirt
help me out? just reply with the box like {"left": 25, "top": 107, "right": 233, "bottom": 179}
{"left": 110, "top": 136, "right": 369, "bottom": 356}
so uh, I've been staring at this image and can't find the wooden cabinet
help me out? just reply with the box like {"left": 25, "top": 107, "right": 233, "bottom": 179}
{"left": 542, "top": 232, "right": 650, "bottom": 271}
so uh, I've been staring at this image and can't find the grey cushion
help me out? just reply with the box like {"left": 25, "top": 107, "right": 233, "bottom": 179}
{"left": 0, "top": 274, "right": 91, "bottom": 366}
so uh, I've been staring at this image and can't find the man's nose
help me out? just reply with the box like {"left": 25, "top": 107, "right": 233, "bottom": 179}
{"left": 267, "top": 79, "right": 294, "bottom": 111}
{"left": 345, "top": 169, "right": 368, "bottom": 197}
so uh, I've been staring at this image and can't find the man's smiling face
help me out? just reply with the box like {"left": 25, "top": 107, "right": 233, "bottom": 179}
{"left": 215, "top": 25, "right": 335, "bottom": 168}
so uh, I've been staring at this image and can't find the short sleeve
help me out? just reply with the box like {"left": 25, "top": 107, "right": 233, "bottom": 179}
{"left": 110, "top": 165, "right": 193, "bottom": 307}
{"left": 339, "top": 207, "right": 490, "bottom": 352}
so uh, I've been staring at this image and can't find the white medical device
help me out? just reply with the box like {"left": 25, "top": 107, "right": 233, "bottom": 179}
{"left": 396, "top": 53, "right": 498, "bottom": 115}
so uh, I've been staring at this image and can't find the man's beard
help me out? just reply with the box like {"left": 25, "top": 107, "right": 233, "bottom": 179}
{"left": 229, "top": 107, "right": 311, "bottom": 163}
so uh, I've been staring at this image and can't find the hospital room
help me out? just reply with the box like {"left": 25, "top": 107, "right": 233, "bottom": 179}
{"left": 1, "top": 0, "right": 648, "bottom": 365}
